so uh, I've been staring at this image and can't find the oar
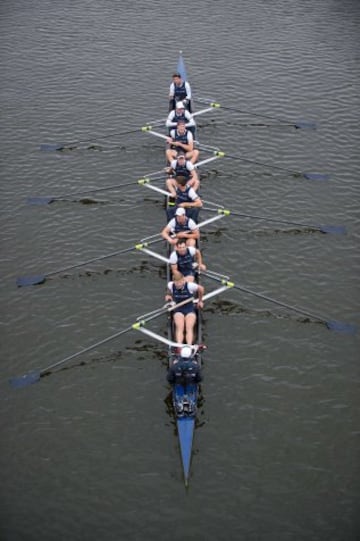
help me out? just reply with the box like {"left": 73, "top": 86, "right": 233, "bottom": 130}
{"left": 27, "top": 170, "right": 167, "bottom": 205}
{"left": 202, "top": 271, "right": 357, "bottom": 334}
{"left": 195, "top": 97, "right": 316, "bottom": 129}
{"left": 201, "top": 208, "right": 346, "bottom": 235}
{"left": 199, "top": 149, "right": 329, "bottom": 181}
{"left": 40, "top": 127, "right": 142, "bottom": 151}
{"left": 9, "top": 295, "right": 201, "bottom": 389}
{"left": 16, "top": 238, "right": 164, "bottom": 287}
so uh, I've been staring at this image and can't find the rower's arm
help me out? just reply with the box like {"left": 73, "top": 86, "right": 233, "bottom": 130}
{"left": 178, "top": 228, "right": 199, "bottom": 241}
{"left": 190, "top": 168, "right": 199, "bottom": 182}
{"left": 174, "top": 139, "right": 192, "bottom": 153}
{"left": 170, "top": 263, "right": 178, "bottom": 276}
{"left": 179, "top": 197, "right": 202, "bottom": 209}
{"left": 195, "top": 248, "right": 204, "bottom": 269}
{"left": 166, "top": 115, "right": 177, "bottom": 129}
{"left": 196, "top": 284, "right": 205, "bottom": 303}
{"left": 165, "top": 286, "right": 173, "bottom": 302}
{"left": 161, "top": 225, "right": 175, "bottom": 244}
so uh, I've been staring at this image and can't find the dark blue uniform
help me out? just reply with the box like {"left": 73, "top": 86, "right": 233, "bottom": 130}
{"left": 169, "top": 81, "right": 192, "bottom": 112}
{"left": 170, "top": 160, "right": 192, "bottom": 181}
{"left": 173, "top": 248, "right": 195, "bottom": 277}
{"left": 167, "top": 357, "right": 202, "bottom": 385}
{"left": 173, "top": 215, "right": 192, "bottom": 234}
{"left": 169, "top": 129, "right": 190, "bottom": 151}
{"left": 173, "top": 81, "right": 187, "bottom": 102}
{"left": 171, "top": 281, "right": 195, "bottom": 315}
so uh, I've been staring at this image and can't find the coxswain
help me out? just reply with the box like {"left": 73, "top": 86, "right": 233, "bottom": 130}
{"left": 167, "top": 346, "right": 202, "bottom": 385}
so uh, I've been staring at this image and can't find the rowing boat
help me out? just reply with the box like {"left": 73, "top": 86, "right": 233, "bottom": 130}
{"left": 137, "top": 52, "right": 232, "bottom": 484}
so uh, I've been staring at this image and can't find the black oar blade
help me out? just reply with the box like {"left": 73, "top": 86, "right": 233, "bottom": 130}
{"left": 319, "top": 225, "right": 347, "bottom": 235}
{"left": 40, "top": 143, "right": 64, "bottom": 151}
{"left": 303, "top": 172, "right": 330, "bottom": 181}
{"left": 326, "top": 321, "right": 357, "bottom": 334}
{"left": 16, "top": 275, "right": 46, "bottom": 287}
{"left": 295, "top": 120, "right": 317, "bottom": 129}
{"left": 27, "top": 196, "right": 55, "bottom": 205}
{"left": 9, "top": 371, "right": 41, "bottom": 388}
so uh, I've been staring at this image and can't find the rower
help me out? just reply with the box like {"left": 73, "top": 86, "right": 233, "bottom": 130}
{"left": 166, "top": 120, "right": 199, "bottom": 165}
{"left": 169, "top": 239, "right": 206, "bottom": 282}
{"left": 168, "top": 72, "right": 192, "bottom": 112}
{"left": 166, "top": 101, "right": 196, "bottom": 136}
{"left": 165, "top": 272, "right": 204, "bottom": 345}
{"left": 161, "top": 207, "right": 200, "bottom": 248}
{"left": 167, "top": 153, "right": 200, "bottom": 192}
{"left": 166, "top": 175, "right": 202, "bottom": 222}
{"left": 167, "top": 346, "right": 202, "bottom": 386}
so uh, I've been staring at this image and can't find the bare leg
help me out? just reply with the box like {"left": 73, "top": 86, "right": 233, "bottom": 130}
{"left": 186, "top": 149, "right": 199, "bottom": 164}
{"left": 186, "top": 238, "right": 197, "bottom": 248}
{"left": 173, "top": 312, "right": 185, "bottom": 343}
{"left": 166, "top": 148, "right": 177, "bottom": 163}
{"left": 188, "top": 177, "right": 200, "bottom": 192}
{"left": 165, "top": 177, "right": 177, "bottom": 197}
{"left": 184, "top": 313, "right": 197, "bottom": 344}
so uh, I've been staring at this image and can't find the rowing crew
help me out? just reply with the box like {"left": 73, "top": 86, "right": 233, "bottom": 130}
{"left": 162, "top": 74, "right": 206, "bottom": 350}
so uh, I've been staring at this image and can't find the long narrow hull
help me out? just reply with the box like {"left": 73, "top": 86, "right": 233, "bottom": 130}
{"left": 172, "top": 380, "right": 198, "bottom": 485}
{"left": 167, "top": 52, "right": 202, "bottom": 486}
{"left": 177, "top": 417, "right": 195, "bottom": 487}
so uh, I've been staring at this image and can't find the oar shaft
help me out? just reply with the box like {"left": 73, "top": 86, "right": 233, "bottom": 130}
{"left": 224, "top": 153, "right": 300, "bottom": 175}
{"left": 232, "top": 284, "right": 326, "bottom": 322}
{"left": 202, "top": 272, "right": 326, "bottom": 323}
{"left": 22, "top": 237, "right": 163, "bottom": 283}
{"left": 53, "top": 180, "right": 140, "bottom": 200}
{"left": 58, "top": 128, "right": 142, "bottom": 148}
{"left": 44, "top": 246, "right": 136, "bottom": 278}
{"left": 39, "top": 326, "right": 134, "bottom": 375}
{"left": 196, "top": 98, "right": 297, "bottom": 125}
{"left": 225, "top": 210, "right": 320, "bottom": 230}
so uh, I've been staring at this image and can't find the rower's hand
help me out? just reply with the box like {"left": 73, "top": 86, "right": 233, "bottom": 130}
{"left": 197, "top": 300, "right": 204, "bottom": 309}
{"left": 166, "top": 137, "right": 173, "bottom": 145}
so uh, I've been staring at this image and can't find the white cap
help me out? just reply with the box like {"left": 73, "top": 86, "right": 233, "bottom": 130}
{"left": 181, "top": 346, "right": 192, "bottom": 358}
{"left": 175, "top": 207, "right": 186, "bottom": 216}
{"left": 176, "top": 101, "right": 184, "bottom": 109}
